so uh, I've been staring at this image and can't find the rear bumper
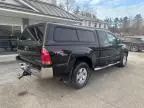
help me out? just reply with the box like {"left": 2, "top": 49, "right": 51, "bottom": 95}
{"left": 17, "top": 55, "right": 53, "bottom": 79}
{"left": 16, "top": 55, "right": 69, "bottom": 78}
{"left": 20, "top": 62, "right": 53, "bottom": 79}
{"left": 40, "top": 68, "right": 53, "bottom": 78}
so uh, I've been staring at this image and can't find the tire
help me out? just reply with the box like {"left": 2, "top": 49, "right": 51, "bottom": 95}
{"left": 131, "top": 45, "right": 139, "bottom": 52}
{"left": 71, "top": 62, "right": 90, "bottom": 89}
{"left": 118, "top": 53, "right": 128, "bottom": 67}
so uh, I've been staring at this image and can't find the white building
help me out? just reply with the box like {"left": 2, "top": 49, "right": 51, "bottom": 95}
{"left": 0, "top": 0, "right": 80, "bottom": 54}
{"left": 0, "top": 0, "right": 80, "bottom": 29}
{"left": 78, "top": 15, "right": 108, "bottom": 29}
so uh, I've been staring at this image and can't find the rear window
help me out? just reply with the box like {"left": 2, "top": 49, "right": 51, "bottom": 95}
{"left": 77, "top": 30, "right": 95, "bottom": 42}
{"left": 54, "top": 27, "right": 78, "bottom": 41}
{"left": 20, "top": 29, "right": 35, "bottom": 41}
{"left": 20, "top": 24, "right": 45, "bottom": 42}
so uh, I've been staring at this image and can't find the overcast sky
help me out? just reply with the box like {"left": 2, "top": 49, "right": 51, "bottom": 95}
{"left": 74, "top": 0, "right": 144, "bottom": 19}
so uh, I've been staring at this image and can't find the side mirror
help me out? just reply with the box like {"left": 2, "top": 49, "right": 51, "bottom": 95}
{"left": 117, "top": 38, "right": 123, "bottom": 44}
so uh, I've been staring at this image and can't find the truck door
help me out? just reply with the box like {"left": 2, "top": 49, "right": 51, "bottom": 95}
{"left": 97, "top": 30, "right": 115, "bottom": 66}
{"left": 106, "top": 33, "right": 121, "bottom": 62}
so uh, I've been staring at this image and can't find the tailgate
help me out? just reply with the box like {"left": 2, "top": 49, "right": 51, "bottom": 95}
{"left": 17, "top": 23, "right": 46, "bottom": 66}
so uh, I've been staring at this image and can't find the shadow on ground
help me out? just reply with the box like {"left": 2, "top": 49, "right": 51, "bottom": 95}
{"left": 17, "top": 65, "right": 124, "bottom": 98}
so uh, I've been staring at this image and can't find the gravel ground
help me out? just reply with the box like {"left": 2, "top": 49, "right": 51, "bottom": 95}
{"left": 0, "top": 52, "right": 144, "bottom": 108}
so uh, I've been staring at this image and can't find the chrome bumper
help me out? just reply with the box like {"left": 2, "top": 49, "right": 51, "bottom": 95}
{"left": 19, "top": 63, "right": 53, "bottom": 79}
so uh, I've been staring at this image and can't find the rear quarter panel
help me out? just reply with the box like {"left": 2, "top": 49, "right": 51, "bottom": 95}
{"left": 46, "top": 43, "right": 98, "bottom": 73}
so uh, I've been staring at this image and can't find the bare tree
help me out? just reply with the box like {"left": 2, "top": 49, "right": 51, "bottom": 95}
{"left": 114, "top": 18, "right": 119, "bottom": 33}
{"left": 58, "top": 0, "right": 96, "bottom": 16}
{"left": 73, "top": 6, "right": 80, "bottom": 14}
{"left": 122, "top": 16, "right": 130, "bottom": 33}
{"left": 58, "top": 0, "right": 76, "bottom": 12}
{"left": 59, "top": 3, "right": 65, "bottom": 9}
{"left": 104, "top": 18, "right": 112, "bottom": 26}
{"left": 133, "top": 14, "right": 143, "bottom": 35}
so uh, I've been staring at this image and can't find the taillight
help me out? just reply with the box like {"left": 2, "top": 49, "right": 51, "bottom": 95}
{"left": 41, "top": 48, "right": 52, "bottom": 65}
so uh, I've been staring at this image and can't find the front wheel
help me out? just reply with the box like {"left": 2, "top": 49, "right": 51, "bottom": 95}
{"left": 118, "top": 53, "right": 128, "bottom": 67}
{"left": 71, "top": 62, "right": 90, "bottom": 89}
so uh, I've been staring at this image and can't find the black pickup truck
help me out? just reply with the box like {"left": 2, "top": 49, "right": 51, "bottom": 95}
{"left": 17, "top": 22, "right": 128, "bottom": 89}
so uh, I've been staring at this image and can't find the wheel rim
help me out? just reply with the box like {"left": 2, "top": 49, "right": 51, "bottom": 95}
{"left": 76, "top": 68, "right": 87, "bottom": 85}
{"left": 131, "top": 46, "right": 138, "bottom": 52}
{"left": 123, "top": 55, "right": 127, "bottom": 66}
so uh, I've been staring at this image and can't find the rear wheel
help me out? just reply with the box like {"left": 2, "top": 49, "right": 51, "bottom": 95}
{"left": 71, "top": 62, "right": 90, "bottom": 89}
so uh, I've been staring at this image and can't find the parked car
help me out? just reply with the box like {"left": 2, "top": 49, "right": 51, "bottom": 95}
{"left": 16, "top": 22, "right": 128, "bottom": 89}
{"left": 123, "top": 36, "right": 144, "bottom": 52}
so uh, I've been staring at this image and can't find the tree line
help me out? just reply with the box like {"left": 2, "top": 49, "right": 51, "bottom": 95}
{"left": 58, "top": 0, "right": 97, "bottom": 20}
{"left": 58, "top": 0, "right": 143, "bottom": 36}
{"left": 104, "top": 14, "right": 144, "bottom": 35}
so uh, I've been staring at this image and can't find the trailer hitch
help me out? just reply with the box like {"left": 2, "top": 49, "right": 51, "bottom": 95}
{"left": 18, "top": 71, "right": 31, "bottom": 79}
{"left": 18, "top": 63, "right": 31, "bottom": 79}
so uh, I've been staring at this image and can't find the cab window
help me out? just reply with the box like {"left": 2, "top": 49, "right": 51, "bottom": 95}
{"left": 106, "top": 33, "right": 117, "bottom": 45}
{"left": 97, "top": 30, "right": 109, "bottom": 47}
{"left": 77, "top": 29, "right": 95, "bottom": 42}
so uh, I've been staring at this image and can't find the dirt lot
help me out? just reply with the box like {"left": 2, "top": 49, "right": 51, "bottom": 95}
{"left": 0, "top": 52, "right": 144, "bottom": 108}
